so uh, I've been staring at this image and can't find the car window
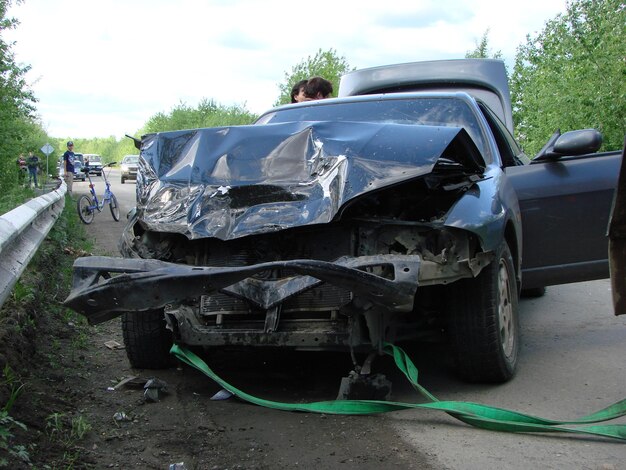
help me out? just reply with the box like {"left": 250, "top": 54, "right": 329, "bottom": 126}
{"left": 123, "top": 156, "right": 139, "bottom": 163}
{"left": 257, "top": 97, "right": 487, "bottom": 158}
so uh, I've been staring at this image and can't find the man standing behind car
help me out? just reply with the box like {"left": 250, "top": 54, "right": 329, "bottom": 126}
{"left": 303, "top": 76, "right": 333, "bottom": 100}
{"left": 63, "top": 141, "right": 75, "bottom": 195}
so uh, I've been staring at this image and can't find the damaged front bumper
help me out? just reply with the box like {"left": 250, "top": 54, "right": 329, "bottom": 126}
{"left": 64, "top": 254, "right": 422, "bottom": 327}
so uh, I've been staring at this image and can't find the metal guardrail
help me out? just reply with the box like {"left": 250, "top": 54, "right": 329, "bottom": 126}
{"left": 0, "top": 179, "right": 67, "bottom": 308}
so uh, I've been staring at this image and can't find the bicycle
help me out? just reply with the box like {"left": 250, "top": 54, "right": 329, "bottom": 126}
{"left": 77, "top": 162, "right": 120, "bottom": 224}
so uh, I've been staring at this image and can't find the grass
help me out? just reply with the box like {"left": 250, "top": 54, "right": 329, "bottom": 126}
{"left": 0, "top": 183, "right": 35, "bottom": 215}
{"left": 46, "top": 413, "right": 92, "bottom": 448}
{"left": 0, "top": 366, "right": 29, "bottom": 466}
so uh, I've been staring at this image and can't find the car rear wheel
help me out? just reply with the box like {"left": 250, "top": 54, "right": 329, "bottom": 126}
{"left": 446, "top": 241, "right": 519, "bottom": 383}
{"left": 122, "top": 309, "right": 174, "bottom": 369}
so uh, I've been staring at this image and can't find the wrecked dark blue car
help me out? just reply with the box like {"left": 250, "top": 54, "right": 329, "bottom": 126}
{"left": 65, "top": 60, "right": 620, "bottom": 383}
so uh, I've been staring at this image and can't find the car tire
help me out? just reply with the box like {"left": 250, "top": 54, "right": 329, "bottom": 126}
{"left": 446, "top": 241, "right": 519, "bottom": 383}
{"left": 121, "top": 176, "right": 125, "bottom": 184}
{"left": 122, "top": 309, "right": 174, "bottom": 369}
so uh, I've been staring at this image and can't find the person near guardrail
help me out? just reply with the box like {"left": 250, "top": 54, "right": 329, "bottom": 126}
{"left": 16, "top": 154, "right": 27, "bottom": 184}
{"left": 63, "top": 141, "right": 76, "bottom": 194}
{"left": 27, "top": 151, "right": 40, "bottom": 188}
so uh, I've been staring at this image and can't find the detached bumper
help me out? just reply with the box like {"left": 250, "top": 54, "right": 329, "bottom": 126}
{"left": 64, "top": 255, "right": 421, "bottom": 325}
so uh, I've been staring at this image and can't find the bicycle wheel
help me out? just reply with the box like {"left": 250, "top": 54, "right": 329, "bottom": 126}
{"left": 77, "top": 195, "right": 95, "bottom": 224}
{"left": 109, "top": 193, "right": 120, "bottom": 221}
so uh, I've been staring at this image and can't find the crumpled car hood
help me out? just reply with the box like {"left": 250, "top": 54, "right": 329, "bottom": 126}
{"left": 137, "top": 121, "right": 484, "bottom": 240}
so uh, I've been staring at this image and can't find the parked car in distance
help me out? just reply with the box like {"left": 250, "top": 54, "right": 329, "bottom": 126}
{"left": 73, "top": 160, "right": 86, "bottom": 181}
{"left": 84, "top": 154, "right": 103, "bottom": 176}
{"left": 120, "top": 155, "right": 139, "bottom": 183}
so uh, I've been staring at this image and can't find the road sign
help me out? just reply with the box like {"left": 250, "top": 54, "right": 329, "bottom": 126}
{"left": 41, "top": 143, "right": 54, "bottom": 156}
{"left": 40, "top": 143, "right": 55, "bottom": 182}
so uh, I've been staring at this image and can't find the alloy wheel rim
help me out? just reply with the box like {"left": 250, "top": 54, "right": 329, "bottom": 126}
{"left": 498, "top": 259, "right": 515, "bottom": 358}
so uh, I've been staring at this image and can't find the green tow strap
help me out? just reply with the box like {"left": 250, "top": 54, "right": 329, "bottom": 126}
{"left": 170, "top": 343, "right": 626, "bottom": 441}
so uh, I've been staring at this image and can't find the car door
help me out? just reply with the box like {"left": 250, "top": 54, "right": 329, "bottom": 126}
{"left": 506, "top": 152, "right": 620, "bottom": 289}
{"left": 479, "top": 105, "right": 621, "bottom": 290}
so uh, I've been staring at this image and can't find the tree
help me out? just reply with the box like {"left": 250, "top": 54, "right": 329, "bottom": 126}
{"left": 510, "top": 0, "right": 626, "bottom": 155}
{"left": 275, "top": 48, "right": 353, "bottom": 106}
{"left": 0, "top": 0, "right": 40, "bottom": 195}
{"left": 465, "top": 29, "right": 503, "bottom": 59}
{"left": 141, "top": 98, "right": 257, "bottom": 135}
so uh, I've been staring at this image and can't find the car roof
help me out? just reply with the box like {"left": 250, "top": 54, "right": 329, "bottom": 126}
{"left": 338, "top": 59, "right": 513, "bottom": 132}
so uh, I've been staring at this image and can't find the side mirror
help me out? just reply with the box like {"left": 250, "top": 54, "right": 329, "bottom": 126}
{"left": 534, "top": 129, "right": 603, "bottom": 162}
{"left": 554, "top": 129, "right": 603, "bottom": 155}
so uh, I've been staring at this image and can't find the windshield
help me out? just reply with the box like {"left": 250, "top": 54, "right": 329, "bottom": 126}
{"left": 123, "top": 156, "right": 139, "bottom": 163}
{"left": 257, "top": 97, "right": 488, "bottom": 158}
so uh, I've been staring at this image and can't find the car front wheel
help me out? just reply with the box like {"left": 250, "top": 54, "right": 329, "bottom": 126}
{"left": 122, "top": 309, "right": 174, "bottom": 369}
{"left": 446, "top": 241, "right": 519, "bottom": 383}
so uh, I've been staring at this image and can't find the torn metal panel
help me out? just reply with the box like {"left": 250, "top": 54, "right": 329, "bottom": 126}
{"left": 136, "top": 121, "right": 484, "bottom": 241}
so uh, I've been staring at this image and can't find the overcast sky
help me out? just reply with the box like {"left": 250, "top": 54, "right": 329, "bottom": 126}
{"left": 6, "top": 0, "right": 567, "bottom": 140}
